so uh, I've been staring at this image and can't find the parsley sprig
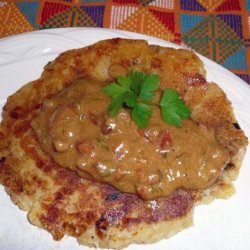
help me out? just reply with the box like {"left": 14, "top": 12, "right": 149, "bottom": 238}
{"left": 103, "top": 71, "right": 191, "bottom": 128}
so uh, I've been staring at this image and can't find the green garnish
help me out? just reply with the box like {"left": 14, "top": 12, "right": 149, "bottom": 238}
{"left": 160, "top": 89, "right": 191, "bottom": 127}
{"left": 103, "top": 71, "right": 191, "bottom": 128}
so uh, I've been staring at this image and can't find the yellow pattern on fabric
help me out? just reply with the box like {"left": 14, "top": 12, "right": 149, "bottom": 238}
{"left": 118, "top": 8, "right": 174, "bottom": 41}
{"left": 197, "top": 0, "right": 225, "bottom": 11}
{"left": 0, "top": 3, "right": 34, "bottom": 37}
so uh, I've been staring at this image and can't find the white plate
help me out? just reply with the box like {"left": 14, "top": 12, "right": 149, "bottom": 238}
{"left": 0, "top": 28, "right": 249, "bottom": 250}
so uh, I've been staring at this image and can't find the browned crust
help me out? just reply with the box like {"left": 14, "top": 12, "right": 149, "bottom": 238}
{"left": 0, "top": 38, "right": 248, "bottom": 248}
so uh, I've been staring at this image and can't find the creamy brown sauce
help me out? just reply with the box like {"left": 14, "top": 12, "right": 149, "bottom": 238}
{"left": 31, "top": 79, "right": 230, "bottom": 200}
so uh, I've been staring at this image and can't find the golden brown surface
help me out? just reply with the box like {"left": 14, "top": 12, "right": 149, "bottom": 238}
{"left": 0, "top": 38, "right": 248, "bottom": 248}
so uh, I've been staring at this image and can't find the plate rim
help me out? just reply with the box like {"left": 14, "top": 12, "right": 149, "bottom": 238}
{"left": 0, "top": 27, "right": 249, "bottom": 250}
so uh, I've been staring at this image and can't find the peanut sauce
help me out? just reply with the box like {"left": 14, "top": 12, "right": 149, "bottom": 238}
{"left": 31, "top": 79, "right": 230, "bottom": 200}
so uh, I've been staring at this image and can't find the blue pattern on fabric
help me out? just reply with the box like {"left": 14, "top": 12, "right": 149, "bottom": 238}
{"left": 236, "top": 74, "right": 250, "bottom": 84}
{"left": 81, "top": 6, "right": 105, "bottom": 27}
{"left": 247, "top": 0, "right": 250, "bottom": 11}
{"left": 180, "top": 0, "right": 206, "bottom": 11}
{"left": 16, "top": 1, "right": 39, "bottom": 27}
{"left": 218, "top": 14, "right": 243, "bottom": 39}
{"left": 223, "top": 48, "right": 247, "bottom": 70}
{"left": 181, "top": 14, "right": 205, "bottom": 33}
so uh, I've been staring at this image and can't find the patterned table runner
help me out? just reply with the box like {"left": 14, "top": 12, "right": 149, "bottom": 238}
{"left": 0, "top": 0, "right": 249, "bottom": 84}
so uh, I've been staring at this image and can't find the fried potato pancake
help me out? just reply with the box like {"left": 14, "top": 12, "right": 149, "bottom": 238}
{"left": 0, "top": 38, "right": 248, "bottom": 248}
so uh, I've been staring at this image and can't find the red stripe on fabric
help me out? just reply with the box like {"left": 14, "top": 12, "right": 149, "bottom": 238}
{"left": 150, "top": 9, "right": 175, "bottom": 32}
{"left": 41, "top": 2, "right": 71, "bottom": 24}
{"left": 216, "top": 0, "right": 241, "bottom": 11}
